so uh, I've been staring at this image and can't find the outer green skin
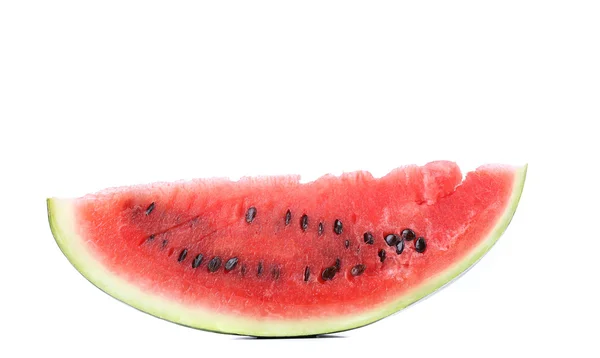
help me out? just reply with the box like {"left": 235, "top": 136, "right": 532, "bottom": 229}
{"left": 47, "top": 165, "right": 527, "bottom": 337}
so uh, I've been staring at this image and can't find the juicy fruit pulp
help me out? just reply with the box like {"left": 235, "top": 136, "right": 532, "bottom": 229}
{"left": 47, "top": 161, "right": 527, "bottom": 336}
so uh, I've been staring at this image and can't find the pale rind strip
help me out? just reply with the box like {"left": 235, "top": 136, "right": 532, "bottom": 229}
{"left": 47, "top": 165, "right": 527, "bottom": 337}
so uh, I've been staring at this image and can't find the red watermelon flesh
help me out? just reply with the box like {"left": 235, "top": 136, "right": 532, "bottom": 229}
{"left": 47, "top": 161, "right": 526, "bottom": 336}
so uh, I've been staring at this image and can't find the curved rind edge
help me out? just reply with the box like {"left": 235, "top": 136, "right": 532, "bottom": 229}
{"left": 47, "top": 164, "right": 527, "bottom": 337}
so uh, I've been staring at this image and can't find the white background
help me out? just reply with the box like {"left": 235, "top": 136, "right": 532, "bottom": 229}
{"left": 1, "top": 1, "right": 599, "bottom": 357}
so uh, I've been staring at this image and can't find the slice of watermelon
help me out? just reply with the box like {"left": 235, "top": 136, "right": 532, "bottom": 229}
{"left": 47, "top": 161, "right": 527, "bottom": 337}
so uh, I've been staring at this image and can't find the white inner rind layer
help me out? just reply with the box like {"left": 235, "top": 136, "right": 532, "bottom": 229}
{"left": 47, "top": 165, "right": 527, "bottom": 337}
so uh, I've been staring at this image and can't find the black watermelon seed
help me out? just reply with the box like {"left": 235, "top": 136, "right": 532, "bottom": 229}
{"left": 225, "top": 257, "right": 239, "bottom": 271}
{"left": 208, "top": 257, "right": 222, "bottom": 272}
{"left": 161, "top": 239, "right": 168, "bottom": 249}
{"left": 333, "top": 219, "right": 343, "bottom": 235}
{"left": 395, "top": 239, "right": 405, "bottom": 255}
{"left": 385, "top": 234, "right": 400, "bottom": 247}
{"left": 363, "top": 232, "right": 374, "bottom": 245}
{"left": 344, "top": 240, "right": 350, "bottom": 248}
{"left": 145, "top": 202, "right": 155, "bottom": 215}
{"left": 178, "top": 249, "right": 188, "bottom": 262}
{"left": 192, "top": 254, "right": 204, "bottom": 268}
{"left": 318, "top": 222, "right": 324, "bottom": 236}
{"left": 334, "top": 258, "right": 341, "bottom": 271}
{"left": 245, "top": 207, "right": 257, "bottom": 223}
{"left": 147, "top": 234, "right": 155, "bottom": 242}
{"left": 401, "top": 229, "right": 416, "bottom": 241}
{"left": 303, "top": 266, "right": 310, "bottom": 282}
{"left": 351, "top": 264, "right": 366, "bottom": 277}
{"left": 272, "top": 267, "right": 280, "bottom": 279}
{"left": 285, "top": 210, "right": 292, "bottom": 226}
{"left": 378, "top": 249, "right": 387, "bottom": 263}
{"left": 415, "top": 237, "right": 427, "bottom": 253}
{"left": 257, "top": 261, "right": 263, "bottom": 276}
{"left": 300, "top": 214, "right": 309, "bottom": 231}
{"left": 322, "top": 266, "right": 337, "bottom": 281}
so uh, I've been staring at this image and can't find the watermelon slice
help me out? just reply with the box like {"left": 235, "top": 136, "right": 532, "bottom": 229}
{"left": 47, "top": 161, "right": 526, "bottom": 337}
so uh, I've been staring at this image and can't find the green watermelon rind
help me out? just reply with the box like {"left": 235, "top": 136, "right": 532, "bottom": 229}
{"left": 47, "top": 164, "right": 527, "bottom": 337}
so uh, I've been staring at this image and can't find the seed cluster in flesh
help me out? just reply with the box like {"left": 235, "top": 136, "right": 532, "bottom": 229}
{"left": 141, "top": 204, "right": 428, "bottom": 283}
